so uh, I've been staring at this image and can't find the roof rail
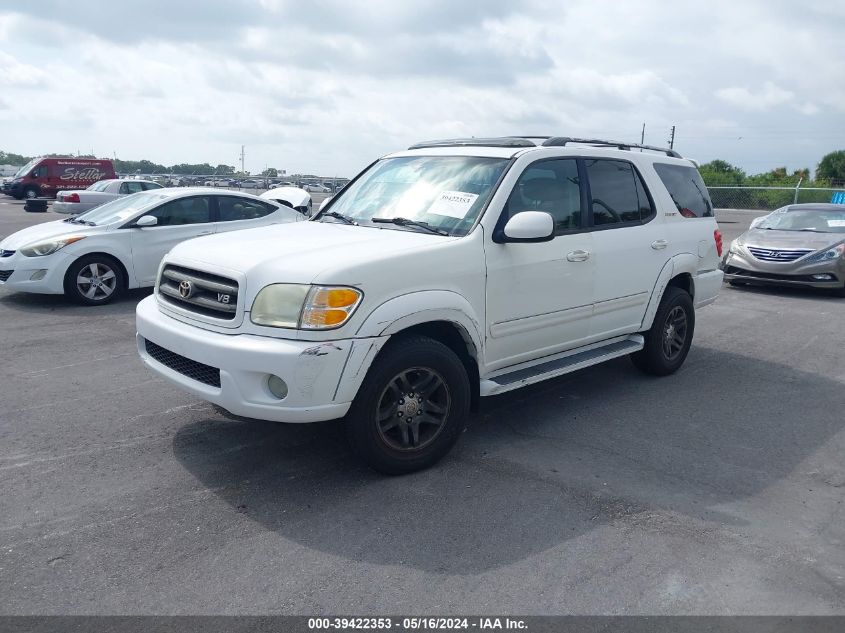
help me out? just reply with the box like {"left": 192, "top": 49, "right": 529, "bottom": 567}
{"left": 408, "top": 137, "right": 537, "bottom": 150}
{"left": 541, "top": 137, "right": 682, "bottom": 158}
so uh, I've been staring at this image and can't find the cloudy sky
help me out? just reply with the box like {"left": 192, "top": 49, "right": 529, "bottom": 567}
{"left": 1, "top": 1, "right": 843, "bottom": 177}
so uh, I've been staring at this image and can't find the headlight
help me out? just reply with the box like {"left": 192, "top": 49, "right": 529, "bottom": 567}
{"left": 803, "top": 242, "right": 845, "bottom": 264}
{"left": 250, "top": 284, "right": 363, "bottom": 329}
{"left": 19, "top": 236, "right": 86, "bottom": 257}
{"left": 728, "top": 241, "right": 740, "bottom": 255}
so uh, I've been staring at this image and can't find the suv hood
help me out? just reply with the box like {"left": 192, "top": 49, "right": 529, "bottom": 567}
{"left": 166, "top": 220, "right": 457, "bottom": 286}
{"left": 740, "top": 228, "right": 844, "bottom": 251}
{"left": 0, "top": 219, "right": 106, "bottom": 250}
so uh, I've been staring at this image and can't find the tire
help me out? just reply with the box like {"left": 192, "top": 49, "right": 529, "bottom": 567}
{"left": 345, "top": 335, "right": 471, "bottom": 475}
{"left": 23, "top": 186, "right": 39, "bottom": 199}
{"left": 63, "top": 254, "right": 125, "bottom": 305}
{"left": 631, "top": 286, "right": 695, "bottom": 376}
{"left": 728, "top": 280, "right": 746, "bottom": 287}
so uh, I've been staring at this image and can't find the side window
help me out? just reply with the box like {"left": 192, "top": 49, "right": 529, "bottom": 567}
{"left": 585, "top": 159, "right": 653, "bottom": 226}
{"left": 652, "top": 163, "right": 714, "bottom": 218}
{"left": 120, "top": 182, "right": 145, "bottom": 194}
{"left": 141, "top": 182, "right": 163, "bottom": 191}
{"left": 217, "top": 197, "right": 275, "bottom": 222}
{"left": 507, "top": 159, "right": 582, "bottom": 234}
{"left": 32, "top": 165, "right": 48, "bottom": 178}
{"left": 149, "top": 196, "right": 211, "bottom": 226}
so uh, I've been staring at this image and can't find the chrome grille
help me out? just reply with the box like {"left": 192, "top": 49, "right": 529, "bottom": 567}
{"left": 747, "top": 247, "right": 813, "bottom": 262}
{"left": 158, "top": 264, "right": 238, "bottom": 320}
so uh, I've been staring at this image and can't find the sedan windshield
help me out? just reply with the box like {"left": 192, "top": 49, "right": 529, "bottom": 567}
{"left": 758, "top": 207, "right": 845, "bottom": 233}
{"left": 320, "top": 156, "right": 510, "bottom": 236}
{"left": 75, "top": 191, "right": 170, "bottom": 225}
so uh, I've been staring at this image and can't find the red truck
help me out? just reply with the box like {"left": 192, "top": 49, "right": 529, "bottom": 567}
{"left": 4, "top": 157, "right": 116, "bottom": 200}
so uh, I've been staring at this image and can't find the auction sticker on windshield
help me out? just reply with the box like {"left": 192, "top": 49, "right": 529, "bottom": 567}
{"left": 427, "top": 191, "right": 478, "bottom": 218}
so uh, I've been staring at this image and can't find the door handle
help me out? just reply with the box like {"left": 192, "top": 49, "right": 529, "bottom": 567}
{"left": 566, "top": 250, "right": 590, "bottom": 262}
{"left": 651, "top": 239, "right": 668, "bottom": 250}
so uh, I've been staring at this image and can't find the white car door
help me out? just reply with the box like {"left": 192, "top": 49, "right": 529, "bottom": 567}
{"left": 584, "top": 158, "right": 670, "bottom": 339}
{"left": 129, "top": 195, "right": 214, "bottom": 285}
{"left": 214, "top": 195, "right": 302, "bottom": 235}
{"left": 484, "top": 158, "right": 595, "bottom": 371}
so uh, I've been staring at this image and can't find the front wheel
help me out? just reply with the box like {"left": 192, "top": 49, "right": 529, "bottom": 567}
{"left": 345, "top": 335, "right": 470, "bottom": 475}
{"left": 631, "top": 286, "right": 695, "bottom": 376}
{"left": 64, "top": 255, "right": 124, "bottom": 305}
{"left": 23, "top": 186, "right": 39, "bottom": 199}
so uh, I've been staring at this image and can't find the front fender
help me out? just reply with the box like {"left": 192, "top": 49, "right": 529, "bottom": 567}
{"left": 333, "top": 291, "right": 484, "bottom": 404}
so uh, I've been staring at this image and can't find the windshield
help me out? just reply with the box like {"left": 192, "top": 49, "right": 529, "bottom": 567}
{"left": 14, "top": 158, "right": 39, "bottom": 179}
{"left": 321, "top": 155, "right": 510, "bottom": 236}
{"left": 758, "top": 207, "right": 845, "bottom": 233}
{"left": 75, "top": 191, "right": 169, "bottom": 225}
{"left": 88, "top": 180, "right": 113, "bottom": 192}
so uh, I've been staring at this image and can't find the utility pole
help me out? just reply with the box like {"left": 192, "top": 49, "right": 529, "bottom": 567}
{"left": 640, "top": 123, "right": 646, "bottom": 145}
{"left": 240, "top": 145, "right": 245, "bottom": 175}
{"left": 668, "top": 126, "right": 676, "bottom": 150}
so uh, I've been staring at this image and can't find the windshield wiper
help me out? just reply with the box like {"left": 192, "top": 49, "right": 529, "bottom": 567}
{"left": 320, "top": 211, "right": 357, "bottom": 225}
{"left": 371, "top": 217, "right": 449, "bottom": 236}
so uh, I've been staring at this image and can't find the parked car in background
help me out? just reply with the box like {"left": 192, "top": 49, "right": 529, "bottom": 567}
{"left": 136, "top": 135, "right": 723, "bottom": 474}
{"left": 722, "top": 203, "right": 845, "bottom": 295}
{"left": 259, "top": 186, "right": 312, "bottom": 216}
{"left": 239, "top": 179, "right": 262, "bottom": 189}
{"left": 5, "top": 157, "right": 116, "bottom": 200}
{"left": 303, "top": 183, "right": 331, "bottom": 193}
{"left": 0, "top": 188, "right": 306, "bottom": 305}
{"left": 53, "top": 179, "right": 163, "bottom": 214}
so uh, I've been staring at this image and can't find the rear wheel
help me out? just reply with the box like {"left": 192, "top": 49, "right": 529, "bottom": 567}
{"left": 64, "top": 255, "right": 124, "bottom": 305}
{"left": 345, "top": 335, "right": 470, "bottom": 475}
{"left": 631, "top": 286, "right": 695, "bottom": 376}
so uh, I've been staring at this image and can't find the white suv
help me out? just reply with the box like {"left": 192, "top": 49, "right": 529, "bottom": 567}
{"left": 136, "top": 137, "right": 724, "bottom": 474}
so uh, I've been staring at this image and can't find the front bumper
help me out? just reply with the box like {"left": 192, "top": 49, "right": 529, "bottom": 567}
{"left": 0, "top": 251, "right": 72, "bottom": 294}
{"left": 722, "top": 251, "right": 845, "bottom": 290}
{"left": 136, "top": 295, "right": 381, "bottom": 423}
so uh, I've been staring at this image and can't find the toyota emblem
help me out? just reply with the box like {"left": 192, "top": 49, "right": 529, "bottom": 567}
{"left": 178, "top": 280, "right": 193, "bottom": 298}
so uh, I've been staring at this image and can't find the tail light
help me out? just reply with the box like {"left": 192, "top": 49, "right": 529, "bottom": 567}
{"left": 714, "top": 229, "right": 723, "bottom": 257}
{"left": 64, "top": 193, "right": 80, "bottom": 203}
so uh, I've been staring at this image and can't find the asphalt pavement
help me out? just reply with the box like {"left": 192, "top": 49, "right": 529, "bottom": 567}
{"left": 1, "top": 199, "right": 843, "bottom": 614}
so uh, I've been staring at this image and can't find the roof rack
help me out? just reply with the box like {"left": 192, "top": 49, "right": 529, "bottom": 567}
{"left": 541, "top": 137, "right": 681, "bottom": 158}
{"left": 408, "top": 137, "right": 537, "bottom": 150}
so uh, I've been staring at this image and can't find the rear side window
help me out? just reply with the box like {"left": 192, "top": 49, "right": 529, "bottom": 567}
{"left": 142, "top": 182, "right": 163, "bottom": 191}
{"left": 120, "top": 182, "right": 145, "bottom": 194}
{"left": 585, "top": 159, "right": 654, "bottom": 226}
{"left": 217, "top": 197, "right": 275, "bottom": 221}
{"left": 653, "top": 163, "right": 713, "bottom": 218}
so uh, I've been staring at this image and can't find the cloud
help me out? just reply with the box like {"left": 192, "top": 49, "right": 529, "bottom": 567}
{"left": 716, "top": 82, "right": 794, "bottom": 111}
{"left": 0, "top": 51, "right": 47, "bottom": 88}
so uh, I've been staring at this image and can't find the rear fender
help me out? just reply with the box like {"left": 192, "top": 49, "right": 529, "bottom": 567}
{"left": 640, "top": 253, "right": 697, "bottom": 330}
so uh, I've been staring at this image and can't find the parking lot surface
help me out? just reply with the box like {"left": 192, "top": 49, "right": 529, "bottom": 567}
{"left": 1, "top": 199, "right": 843, "bottom": 614}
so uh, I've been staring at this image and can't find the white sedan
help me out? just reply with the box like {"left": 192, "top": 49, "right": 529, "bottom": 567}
{"left": 0, "top": 188, "right": 304, "bottom": 305}
{"left": 259, "top": 186, "right": 312, "bottom": 216}
{"left": 53, "top": 179, "right": 164, "bottom": 214}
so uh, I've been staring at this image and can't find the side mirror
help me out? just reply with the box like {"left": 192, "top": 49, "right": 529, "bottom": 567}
{"left": 501, "top": 211, "right": 555, "bottom": 242}
{"left": 319, "top": 197, "right": 333, "bottom": 213}
{"left": 135, "top": 215, "right": 158, "bottom": 227}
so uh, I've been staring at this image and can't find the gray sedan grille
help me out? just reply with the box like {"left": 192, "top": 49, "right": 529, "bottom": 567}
{"left": 747, "top": 247, "right": 813, "bottom": 262}
{"left": 158, "top": 264, "right": 238, "bottom": 320}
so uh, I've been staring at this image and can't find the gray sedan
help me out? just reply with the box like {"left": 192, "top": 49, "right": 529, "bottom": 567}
{"left": 721, "top": 203, "right": 845, "bottom": 295}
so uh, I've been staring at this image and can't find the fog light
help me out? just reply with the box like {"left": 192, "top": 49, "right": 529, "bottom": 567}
{"left": 812, "top": 274, "right": 834, "bottom": 280}
{"left": 29, "top": 269, "right": 47, "bottom": 281}
{"left": 267, "top": 374, "right": 288, "bottom": 400}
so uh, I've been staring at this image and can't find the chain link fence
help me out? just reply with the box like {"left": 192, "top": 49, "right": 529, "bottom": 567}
{"left": 707, "top": 184, "right": 845, "bottom": 210}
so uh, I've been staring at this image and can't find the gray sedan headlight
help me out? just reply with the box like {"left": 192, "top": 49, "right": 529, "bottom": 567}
{"left": 19, "top": 236, "right": 86, "bottom": 257}
{"left": 803, "top": 242, "right": 845, "bottom": 264}
{"left": 250, "top": 284, "right": 311, "bottom": 328}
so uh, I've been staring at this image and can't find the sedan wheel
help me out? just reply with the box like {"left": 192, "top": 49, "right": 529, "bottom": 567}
{"left": 64, "top": 255, "right": 124, "bottom": 305}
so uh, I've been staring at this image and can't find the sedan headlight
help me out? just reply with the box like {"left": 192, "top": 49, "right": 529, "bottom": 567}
{"left": 19, "top": 236, "right": 86, "bottom": 257}
{"left": 802, "top": 242, "right": 845, "bottom": 264}
{"left": 250, "top": 284, "right": 363, "bottom": 330}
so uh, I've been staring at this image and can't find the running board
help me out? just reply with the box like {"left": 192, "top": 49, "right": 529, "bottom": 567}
{"left": 480, "top": 336, "right": 644, "bottom": 396}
